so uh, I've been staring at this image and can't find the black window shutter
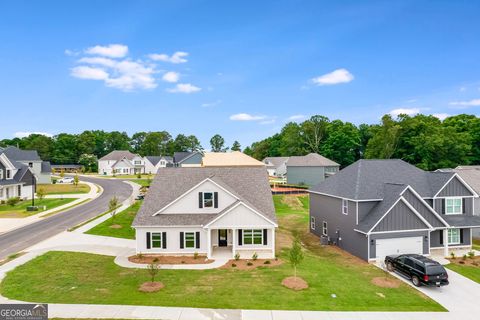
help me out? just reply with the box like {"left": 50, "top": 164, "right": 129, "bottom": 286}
{"left": 180, "top": 232, "right": 184, "bottom": 249}
{"left": 195, "top": 231, "right": 200, "bottom": 249}
{"left": 238, "top": 229, "right": 243, "bottom": 246}
{"left": 214, "top": 192, "right": 218, "bottom": 208}
{"left": 460, "top": 229, "right": 464, "bottom": 243}
{"left": 198, "top": 192, "right": 203, "bottom": 208}
{"left": 162, "top": 232, "right": 167, "bottom": 249}
{"left": 263, "top": 229, "right": 268, "bottom": 245}
{"left": 439, "top": 230, "right": 443, "bottom": 245}
{"left": 441, "top": 199, "right": 445, "bottom": 214}
{"left": 462, "top": 199, "right": 466, "bottom": 214}
{"left": 146, "top": 232, "right": 151, "bottom": 249}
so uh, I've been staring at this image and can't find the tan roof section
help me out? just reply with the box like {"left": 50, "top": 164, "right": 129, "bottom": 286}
{"left": 202, "top": 151, "right": 265, "bottom": 167}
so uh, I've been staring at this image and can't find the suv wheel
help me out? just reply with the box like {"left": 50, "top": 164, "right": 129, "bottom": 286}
{"left": 412, "top": 276, "right": 421, "bottom": 287}
{"left": 386, "top": 262, "right": 394, "bottom": 272}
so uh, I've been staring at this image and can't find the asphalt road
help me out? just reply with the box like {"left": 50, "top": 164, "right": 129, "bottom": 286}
{"left": 0, "top": 176, "right": 133, "bottom": 260}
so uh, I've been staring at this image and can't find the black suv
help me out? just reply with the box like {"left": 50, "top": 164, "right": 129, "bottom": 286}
{"left": 385, "top": 254, "right": 449, "bottom": 287}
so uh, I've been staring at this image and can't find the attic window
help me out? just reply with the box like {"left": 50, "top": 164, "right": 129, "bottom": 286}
{"left": 6, "top": 170, "right": 11, "bottom": 179}
{"left": 203, "top": 192, "right": 214, "bottom": 207}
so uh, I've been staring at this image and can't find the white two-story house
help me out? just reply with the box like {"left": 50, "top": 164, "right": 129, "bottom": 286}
{"left": 0, "top": 152, "right": 36, "bottom": 201}
{"left": 132, "top": 166, "right": 278, "bottom": 259}
{"left": 98, "top": 151, "right": 172, "bottom": 175}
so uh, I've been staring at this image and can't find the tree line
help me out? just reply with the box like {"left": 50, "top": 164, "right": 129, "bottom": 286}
{"left": 243, "top": 114, "right": 480, "bottom": 171}
{"left": 0, "top": 131, "right": 242, "bottom": 170}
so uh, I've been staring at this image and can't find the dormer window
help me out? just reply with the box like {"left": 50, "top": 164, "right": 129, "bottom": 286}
{"left": 198, "top": 191, "right": 218, "bottom": 208}
{"left": 6, "top": 169, "right": 11, "bottom": 179}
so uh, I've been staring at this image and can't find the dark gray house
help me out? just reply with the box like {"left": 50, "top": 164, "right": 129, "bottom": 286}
{"left": 286, "top": 153, "right": 339, "bottom": 186}
{"left": 309, "top": 159, "right": 480, "bottom": 261}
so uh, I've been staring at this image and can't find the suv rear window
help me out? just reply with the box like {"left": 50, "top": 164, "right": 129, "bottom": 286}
{"left": 426, "top": 265, "right": 445, "bottom": 275}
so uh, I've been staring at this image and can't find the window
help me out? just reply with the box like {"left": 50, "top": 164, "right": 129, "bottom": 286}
{"left": 310, "top": 216, "right": 316, "bottom": 230}
{"left": 152, "top": 233, "right": 163, "bottom": 248}
{"left": 243, "top": 229, "right": 263, "bottom": 245}
{"left": 0, "top": 169, "right": 3, "bottom": 179}
{"left": 6, "top": 170, "right": 11, "bottom": 179}
{"left": 28, "top": 162, "right": 33, "bottom": 168}
{"left": 185, "top": 232, "right": 195, "bottom": 248}
{"left": 203, "top": 192, "right": 214, "bottom": 208}
{"left": 342, "top": 199, "right": 348, "bottom": 215}
{"left": 448, "top": 229, "right": 460, "bottom": 244}
{"left": 446, "top": 198, "right": 462, "bottom": 214}
{"left": 322, "top": 221, "right": 328, "bottom": 236}
{"left": 134, "top": 160, "right": 141, "bottom": 165}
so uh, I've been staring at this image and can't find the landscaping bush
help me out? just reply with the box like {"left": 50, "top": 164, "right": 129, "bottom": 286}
{"left": 450, "top": 252, "right": 456, "bottom": 259}
{"left": 193, "top": 252, "right": 199, "bottom": 260}
{"left": 468, "top": 251, "right": 475, "bottom": 258}
{"left": 6, "top": 197, "right": 20, "bottom": 207}
{"left": 462, "top": 254, "right": 467, "bottom": 260}
{"left": 252, "top": 252, "right": 258, "bottom": 261}
{"left": 234, "top": 253, "right": 240, "bottom": 261}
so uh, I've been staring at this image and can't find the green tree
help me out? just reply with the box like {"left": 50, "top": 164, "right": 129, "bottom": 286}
{"left": 51, "top": 133, "right": 78, "bottom": 164}
{"left": 73, "top": 174, "right": 79, "bottom": 187}
{"left": 289, "top": 237, "right": 304, "bottom": 280}
{"left": 141, "top": 131, "right": 172, "bottom": 156}
{"left": 300, "top": 115, "right": 330, "bottom": 154}
{"left": 231, "top": 141, "right": 241, "bottom": 151}
{"left": 130, "top": 132, "right": 147, "bottom": 153}
{"left": 210, "top": 134, "right": 227, "bottom": 152}
{"left": 321, "top": 120, "right": 361, "bottom": 167}
{"left": 364, "top": 115, "right": 401, "bottom": 159}
{"left": 36, "top": 187, "right": 46, "bottom": 200}
{"left": 78, "top": 154, "right": 98, "bottom": 172}
{"left": 105, "top": 131, "right": 130, "bottom": 153}
{"left": 109, "top": 196, "right": 119, "bottom": 224}
{"left": 77, "top": 131, "right": 96, "bottom": 156}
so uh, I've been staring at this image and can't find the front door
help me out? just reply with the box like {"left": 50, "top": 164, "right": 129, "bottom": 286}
{"left": 218, "top": 229, "right": 228, "bottom": 247}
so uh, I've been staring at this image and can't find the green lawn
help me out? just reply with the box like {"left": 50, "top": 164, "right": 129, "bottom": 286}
{"left": 473, "top": 238, "right": 480, "bottom": 251}
{"left": 0, "top": 194, "right": 443, "bottom": 311}
{"left": 446, "top": 263, "right": 480, "bottom": 283}
{"left": 128, "top": 179, "right": 152, "bottom": 187}
{"left": 84, "top": 201, "right": 141, "bottom": 239}
{"left": 0, "top": 198, "right": 76, "bottom": 218}
{"left": 37, "top": 183, "right": 90, "bottom": 195}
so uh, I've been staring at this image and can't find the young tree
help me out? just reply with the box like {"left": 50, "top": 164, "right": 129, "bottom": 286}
{"left": 36, "top": 187, "right": 46, "bottom": 201}
{"left": 147, "top": 259, "right": 160, "bottom": 283}
{"left": 60, "top": 169, "right": 65, "bottom": 178}
{"left": 289, "top": 237, "right": 304, "bottom": 280}
{"left": 73, "top": 174, "right": 79, "bottom": 187}
{"left": 231, "top": 140, "right": 241, "bottom": 151}
{"left": 109, "top": 196, "right": 119, "bottom": 223}
{"left": 210, "top": 134, "right": 227, "bottom": 152}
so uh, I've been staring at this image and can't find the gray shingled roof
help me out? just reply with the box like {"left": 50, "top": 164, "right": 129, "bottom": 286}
{"left": 443, "top": 215, "right": 480, "bottom": 227}
{"left": 0, "top": 146, "right": 41, "bottom": 161}
{"left": 263, "top": 157, "right": 289, "bottom": 169}
{"left": 99, "top": 150, "right": 137, "bottom": 161}
{"left": 133, "top": 166, "right": 276, "bottom": 227}
{"left": 145, "top": 156, "right": 162, "bottom": 166}
{"left": 173, "top": 152, "right": 201, "bottom": 163}
{"left": 454, "top": 169, "right": 480, "bottom": 196}
{"left": 286, "top": 153, "right": 339, "bottom": 167}
{"left": 310, "top": 159, "right": 454, "bottom": 200}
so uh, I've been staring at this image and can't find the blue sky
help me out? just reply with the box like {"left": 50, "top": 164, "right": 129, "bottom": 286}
{"left": 1, "top": 0, "right": 480, "bottom": 148}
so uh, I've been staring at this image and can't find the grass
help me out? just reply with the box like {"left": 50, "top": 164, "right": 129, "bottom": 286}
{"left": 446, "top": 263, "right": 480, "bottom": 283}
{"left": 128, "top": 179, "right": 152, "bottom": 187}
{"left": 0, "top": 252, "right": 25, "bottom": 266}
{"left": 473, "top": 238, "right": 480, "bottom": 251}
{"left": 37, "top": 183, "right": 90, "bottom": 195}
{"left": 84, "top": 201, "right": 142, "bottom": 239}
{"left": 40, "top": 198, "right": 90, "bottom": 218}
{"left": 67, "top": 204, "right": 122, "bottom": 232}
{"left": 0, "top": 194, "right": 443, "bottom": 311}
{"left": 0, "top": 198, "right": 76, "bottom": 218}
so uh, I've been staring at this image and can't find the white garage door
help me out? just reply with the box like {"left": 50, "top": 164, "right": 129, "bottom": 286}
{"left": 375, "top": 236, "right": 423, "bottom": 259}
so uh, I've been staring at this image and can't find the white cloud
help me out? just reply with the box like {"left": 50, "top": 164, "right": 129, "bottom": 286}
{"left": 449, "top": 99, "right": 480, "bottom": 108}
{"left": 287, "top": 114, "right": 306, "bottom": 121}
{"left": 14, "top": 131, "right": 53, "bottom": 138}
{"left": 389, "top": 108, "right": 420, "bottom": 117}
{"left": 162, "top": 71, "right": 180, "bottom": 83}
{"left": 149, "top": 51, "right": 188, "bottom": 64}
{"left": 71, "top": 66, "right": 109, "bottom": 80}
{"left": 432, "top": 113, "right": 450, "bottom": 120}
{"left": 78, "top": 57, "right": 117, "bottom": 68}
{"left": 229, "top": 113, "right": 267, "bottom": 121}
{"left": 85, "top": 44, "right": 128, "bottom": 58}
{"left": 166, "top": 83, "right": 201, "bottom": 93}
{"left": 201, "top": 100, "right": 222, "bottom": 107}
{"left": 312, "top": 68, "right": 354, "bottom": 86}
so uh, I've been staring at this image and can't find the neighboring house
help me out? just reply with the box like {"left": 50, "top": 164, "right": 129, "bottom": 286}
{"left": 286, "top": 153, "right": 339, "bottom": 186}
{"left": 0, "top": 146, "right": 51, "bottom": 184}
{"left": 309, "top": 159, "right": 480, "bottom": 261}
{"left": 263, "top": 157, "right": 289, "bottom": 177}
{"left": 173, "top": 151, "right": 203, "bottom": 167}
{"left": 202, "top": 151, "right": 265, "bottom": 167}
{"left": 98, "top": 151, "right": 172, "bottom": 175}
{"left": 51, "top": 164, "right": 84, "bottom": 173}
{"left": 132, "top": 166, "right": 277, "bottom": 259}
{"left": 0, "top": 151, "right": 36, "bottom": 201}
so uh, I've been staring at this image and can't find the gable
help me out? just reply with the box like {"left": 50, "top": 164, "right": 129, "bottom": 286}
{"left": 207, "top": 203, "right": 276, "bottom": 228}
{"left": 160, "top": 179, "right": 238, "bottom": 214}
{"left": 402, "top": 188, "right": 447, "bottom": 228}
{"left": 113, "top": 158, "right": 133, "bottom": 168}
{"left": 372, "top": 199, "right": 430, "bottom": 233}
{"left": 436, "top": 175, "right": 474, "bottom": 197}
{"left": 180, "top": 153, "right": 203, "bottom": 164}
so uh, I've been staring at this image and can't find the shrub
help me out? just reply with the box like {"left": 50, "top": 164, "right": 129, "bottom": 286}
{"left": 462, "top": 254, "right": 468, "bottom": 260}
{"left": 231, "top": 263, "right": 237, "bottom": 268}
{"left": 468, "top": 251, "right": 475, "bottom": 258}
{"left": 246, "top": 261, "right": 253, "bottom": 266}
{"left": 6, "top": 197, "right": 20, "bottom": 207}
{"left": 36, "top": 187, "right": 46, "bottom": 200}
{"left": 450, "top": 252, "right": 456, "bottom": 259}
{"left": 252, "top": 252, "right": 258, "bottom": 261}
{"left": 153, "top": 257, "right": 159, "bottom": 263}
{"left": 234, "top": 252, "right": 240, "bottom": 261}
{"left": 264, "top": 260, "right": 271, "bottom": 265}
{"left": 137, "top": 173, "right": 142, "bottom": 179}
{"left": 193, "top": 252, "right": 199, "bottom": 260}
{"left": 137, "top": 252, "right": 144, "bottom": 259}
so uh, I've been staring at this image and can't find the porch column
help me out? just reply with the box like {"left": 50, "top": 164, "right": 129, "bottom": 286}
{"left": 207, "top": 229, "right": 212, "bottom": 259}
{"left": 443, "top": 229, "right": 449, "bottom": 257}
{"left": 232, "top": 228, "right": 236, "bottom": 259}
{"left": 271, "top": 228, "right": 276, "bottom": 259}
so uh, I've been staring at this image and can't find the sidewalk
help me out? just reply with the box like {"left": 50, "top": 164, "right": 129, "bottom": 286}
{"left": 0, "top": 181, "right": 101, "bottom": 234}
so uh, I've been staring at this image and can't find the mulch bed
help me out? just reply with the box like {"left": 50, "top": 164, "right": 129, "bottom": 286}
{"left": 447, "top": 255, "right": 480, "bottom": 267}
{"left": 109, "top": 224, "right": 122, "bottom": 229}
{"left": 138, "top": 281, "right": 164, "bottom": 292}
{"left": 221, "top": 258, "right": 283, "bottom": 270}
{"left": 371, "top": 277, "right": 401, "bottom": 288}
{"left": 128, "top": 255, "right": 214, "bottom": 265}
{"left": 281, "top": 276, "right": 309, "bottom": 290}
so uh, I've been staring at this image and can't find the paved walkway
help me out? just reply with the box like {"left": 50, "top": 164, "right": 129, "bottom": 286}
{"left": 0, "top": 181, "right": 101, "bottom": 234}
